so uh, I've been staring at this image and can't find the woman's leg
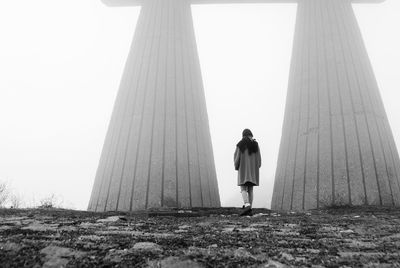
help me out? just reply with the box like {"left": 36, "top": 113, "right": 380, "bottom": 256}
{"left": 240, "top": 186, "right": 250, "bottom": 207}
{"left": 248, "top": 186, "right": 254, "bottom": 206}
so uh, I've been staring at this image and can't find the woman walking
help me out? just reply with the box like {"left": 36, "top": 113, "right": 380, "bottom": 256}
{"left": 234, "top": 129, "right": 261, "bottom": 216}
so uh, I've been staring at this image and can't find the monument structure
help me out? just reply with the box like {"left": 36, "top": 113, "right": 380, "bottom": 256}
{"left": 271, "top": 0, "right": 400, "bottom": 211}
{"left": 88, "top": 0, "right": 222, "bottom": 212}
{"left": 88, "top": 0, "right": 398, "bottom": 212}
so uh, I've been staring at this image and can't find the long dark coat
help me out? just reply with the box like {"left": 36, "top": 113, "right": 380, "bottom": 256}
{"left": 234, "top": 144, "right": 261, "bottom": 186}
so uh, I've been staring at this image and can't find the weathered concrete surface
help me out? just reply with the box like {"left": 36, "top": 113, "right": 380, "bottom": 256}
{"left": 1, "top": 207, "right": 400, "bottom": 267}
{"left": 272, "top": 0, "right": 400, "bottom": 211}
{"left": 88, "top": 0, "right": 220, "bottom": 212}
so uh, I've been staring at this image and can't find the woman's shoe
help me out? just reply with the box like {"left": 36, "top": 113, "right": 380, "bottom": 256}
{"left": 239, "top": 206, "right": 252, "bottom": 216}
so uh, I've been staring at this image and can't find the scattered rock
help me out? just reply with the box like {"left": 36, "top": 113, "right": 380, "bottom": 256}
{"left": 347, "top": 240, "right": 377, "bottom": 249}
{"left": 0, "top": 242, "right": 23, "bottom": 252}
{"left": 104, "top": 249, "right": 128, "bottom": 263}
{"left": 78, "top": 235, "right": 102, "bottom": 241}
{"left": 40, "top": 246, "right": 85, "bottom": 268}
{"left": 250, "top": 223, "right": 271, "bottom": 228}
{"left": 260, "top": 259, "right": 288, "bottom": 268}
{"left": 338, "top": 251, "right": 385, "bottom": 258}
{"left": 295, "top": 256, "right": 306, "bottom": 262}
{"left": 79, "top": 222, "right": 102, "bottom": 229}
{"left": 151, "top": 232, "right": 179, "bottom": 239}
{"left": 174, "top": 229, "right": 188, "bottom": 233}
{"left": 284, "top": 223, "right": 298, "bottom": 228}
{"left": 22, "top": 222, "right": 58, "bottom": 232}
{"left": 58, "top": 226, "right": 77, "bottom": 232}
{"left": 42, "top": 257, "right": 69, "bottom": 268}
{"left": 306, "top": 248, "right": 320, "bottom": 254}
{"left": 132, "top": 242, "right": 163, "bottom": 252}
{"left": 340, "top": 229, "right": 355, "bottom": 234}
{"left": 0, "top": 226, "right": 13, "bottom": 231}
{"left": 222, "top": 226, "right": 236, "bottom": 232}
{"left": 319, "top": 226, "right": 345, "bottom": 233}
{"left": 96, "top": 216, "right": 126, "bottom": 223}
{"left": 253, "top": 213, "right": 270, "bottom": 217}
{"left": 185, "top": 246, "right": 209, "bottom": 256}
{"left": 148, "top": 256, "right": 204, "bottom": 268}
{"left": 95, "top": 230, "right": 143, "bottom": 236}
{"left": 234, "top": 247, "right": 253, "bottom": 258}
{"left": 237, "top": 227, "right": 257, "bottom": 232}
{"left": 273, "top": 230, "right": 300, "bottom": 236}
{"left": 280, "top": 252, "right": 295, "bottom": 261}
{"left": 383, "top": 233, "right": 400, "bottom": 240}
{"left": 1, "top": 207, "right": 400, "bottom": 267}
{"left": 270, "top": 213, "right": 281, "bottom": 217}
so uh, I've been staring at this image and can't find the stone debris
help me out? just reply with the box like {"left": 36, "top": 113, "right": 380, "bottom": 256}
{"left": 132, "top": 242, "right": 163, "bottom": 252}
{"left": 340, "top": 229, "right": 355, "bottom": 234}
{"left": 1, "top": 207, "right": 400, "bottom": 267}
{"left": 382, "top": 233, "right": 400, "bottom": 240}
{"left": 222, "top": 227, "right": 235, "bottom": 232}
{"left": 0, "top": 226, "right": 13, "bottom": 231}
{"left": 40, "top": 246, "right": 86, "bottom": 268}
{"left": 148, "top": 256, "right": 204, "bottom": 268}
{"left": 305, "top": 248, "right": 320, "bottom": 254}
{"left": 58, "top": 225, "right": 77, "bottom": 232}
{"left": 234, "top": 247, "right": 253, "bottom": 258}
{"left": 0, "top": 242, "right": 23, "bottom": 252}
{"left": 96, "top": 216, "right": 126, "bottom": 223}
{"left": 174, "top": 229, "right": 188, "bottom": 233}
{"left": 79, "top": 222, "right": 103, "bottom": 229}
{"left": 250, "top": 222, "right": 271, "bottom": 228}
{"left": 338, "top": 251, "right": 386, "bottom": 258}
{"left": 280, "top": 252, "right": 295, "bottom": 261}
{"left": 104, "top": 249, "right": 128, "bottom": 263}
{"left": 346, "top": 240, "right": 377, "bottom": 249}
{"left": 22, "top": 222, "right": 58, "bottom": 232}
{"left": 94, "top": 229, "right": 178, "bottom": 239}
{"left": 236, "top": 227, "right": 257, "bottom": 232}
{"left": 78, "top": 235, "right": 103, "bottom": 241}
{"left": 95, "top": 230, "right": 142, "bottom": 236}
{"left": 261, "top": 260, "right": 288, "bottom": 268}
{"left": 273, "top": 229, "right": 300, "bottom": 236}
{"left": 253, "top": 213, "right": 270, "bottom": 217}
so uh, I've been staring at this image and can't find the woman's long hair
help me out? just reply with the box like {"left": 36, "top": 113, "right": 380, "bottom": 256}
{"left": 237, "top": 129, "right": 259, "bottom": 155}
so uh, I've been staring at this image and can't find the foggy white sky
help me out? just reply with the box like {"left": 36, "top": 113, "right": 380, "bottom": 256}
{"left": 0, "top": 0, "right": 399, "bottom": 210}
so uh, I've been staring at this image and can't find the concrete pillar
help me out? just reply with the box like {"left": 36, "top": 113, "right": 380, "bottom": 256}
{"left": 88, "top": 0, "right": 220, "bottom": 212}
{"left": 272, "top": 0, "right": 400, "bottom": 210}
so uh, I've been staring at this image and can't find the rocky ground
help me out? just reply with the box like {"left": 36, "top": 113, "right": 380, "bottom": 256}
{"left": 1, "top": 206, "right": 400, "bottom": 267}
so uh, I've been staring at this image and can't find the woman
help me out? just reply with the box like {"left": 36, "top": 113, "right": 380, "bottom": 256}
{"left": 234, "top": 129, "right": 261, "bottom": 216}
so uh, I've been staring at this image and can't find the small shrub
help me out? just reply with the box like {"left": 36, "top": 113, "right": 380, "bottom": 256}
{"left": 10, "top": 193, "right": 23, "bottom": 209}
{"left": 38, "top": 194, "right": 62, "bottom": 209}
{"left": 0, "top": 181, "right": 10, "bottom": 207}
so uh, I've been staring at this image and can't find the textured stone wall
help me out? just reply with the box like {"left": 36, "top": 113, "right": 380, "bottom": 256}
{"left": 88, "top": 0, "right": 221, "bottom": 212}
{"left": 272, "top": 0, "right": 400, "bottom": 210}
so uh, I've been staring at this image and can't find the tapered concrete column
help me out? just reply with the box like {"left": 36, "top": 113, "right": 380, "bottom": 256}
{"left": 88, "top": 0, "right": 220, "bottom": 212}
{"left": 272, "top": 0, "right": 400, "bottom": 210}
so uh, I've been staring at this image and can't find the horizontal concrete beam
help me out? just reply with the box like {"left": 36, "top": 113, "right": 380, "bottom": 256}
{"left": 192, "top": 0, "right": 386, "bottom": 3}
{"left": 101, "top": 0, "right": 385, "bottom": 7}
{"left": 101, "top": 0, "right": 141, "bottom": 6}
{"left": 191, "top": 0, "right": 296, "bottom": 3}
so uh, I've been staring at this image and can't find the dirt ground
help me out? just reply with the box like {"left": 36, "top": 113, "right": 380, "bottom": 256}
{"left": 1, "top": 206, "right": 400, "bottom": 267}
